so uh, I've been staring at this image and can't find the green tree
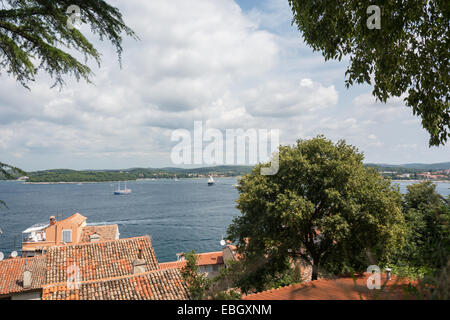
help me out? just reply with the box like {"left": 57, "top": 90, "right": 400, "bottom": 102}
{"left": 392, "top": 183, "right": 450, "bottom": 299}
{"left": 399, "top": 182, "right": 450, "bottom": 270}
{"left": 180, "top": 250, "right": 210, "bottom": 300}
{"left": 0, "top": 0, "right": 136, "bottom": 88}
{"left": 227, "top": 136, "right": 406, "bottom": 287}
{"left": 288, "top": 0, "right": 449, "bottom": 146}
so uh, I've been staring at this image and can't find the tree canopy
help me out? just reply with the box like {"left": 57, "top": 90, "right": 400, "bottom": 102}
{"left": 288, "top": 0, "right": 449, "bottom": 146}
{"left": 399, "top": 181, "right": 449, "bottom": 270}
{"left": 0, "top": 0, "right": 136, "bottom": 88}
{"left": 227, "top": 136, "right": 406, "bottom": 285}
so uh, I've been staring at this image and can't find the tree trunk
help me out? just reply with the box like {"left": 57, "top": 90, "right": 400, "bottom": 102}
{"left": 311, "top": 258, "right": 319, "bottom": 281}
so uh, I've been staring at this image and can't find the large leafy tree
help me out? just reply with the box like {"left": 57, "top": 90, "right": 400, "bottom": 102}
{"left": 288, "top": 0, "right": 449, "bottom": 146}
{"left": 227, "top": 136, "right": 406, "bottom": 284}
{"left": 0, "top": 0, "right": 136, "bottom": 88}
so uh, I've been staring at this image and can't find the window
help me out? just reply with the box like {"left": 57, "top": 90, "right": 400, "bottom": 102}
{"left": 62, "top": 229, "right": 72, "bottom": 243}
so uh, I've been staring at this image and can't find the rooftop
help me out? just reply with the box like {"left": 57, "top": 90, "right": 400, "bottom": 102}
{"left": 63, "top": 212, "right": 87, "bottom": 225}
{"left": 45, "top": 236, "right": 159, "bottom": 283}
{"left": 42, "top": 268, "right": 190, "bottom": 300}
{"left": 242, "top": 274, "right": 417, "bottom": 300}
{"left": 0, "top": 256, "right": 46, "bottom": 295}
{"left": 159, "top": 251, "right": 225, "bottom": 270}
{"left": 80, "top": 224, "right": 119, "bottom": 243}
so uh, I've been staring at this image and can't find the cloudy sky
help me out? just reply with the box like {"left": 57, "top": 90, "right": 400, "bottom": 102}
{"left": 0, "top": 0, "right": 448, "bottom": 171}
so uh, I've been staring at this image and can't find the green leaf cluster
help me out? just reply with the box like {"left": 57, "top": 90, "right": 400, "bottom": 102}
{"left": 180, "top": 250, "right": 211, "bottom": 300}
{"left": 288, "top": 0, "right": 449, "bottom": 146}
{"left": 0, "top": 0, "right": 136, "bottom": 88}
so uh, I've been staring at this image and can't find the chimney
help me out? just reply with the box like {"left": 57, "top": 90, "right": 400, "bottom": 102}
{"left": 49, "top": 216, "right": 56, "bottom": 226}
{"left": 23, "top": 260, "right": 32, "bottom": 289}
{"left": 89, "top": 233, "right": 100, "bottom": 243}
{"left": 385, "top": 267, "right": 392, "bottom": 280}
{"left": 132, "top": 248, "right": 146, "bottom": 274}
{"left": 176, "top": 252, "right": 185, "bottom": 261}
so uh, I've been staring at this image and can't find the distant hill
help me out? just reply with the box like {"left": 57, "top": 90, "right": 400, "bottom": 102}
{"left": 398, "top": 162, "right": 450, "bottom": 170}
{"left": 3, "top": 162, "right": 449, "bottom": 182}
{"left": 366, "top": 162, "right": 450, "bottom": 171}
{"left": 5, "top": 165, "right": 254, "bottom": 182}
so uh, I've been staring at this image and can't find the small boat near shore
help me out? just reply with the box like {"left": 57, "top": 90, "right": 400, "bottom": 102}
{"left": 208, "top": 175, "right": 215, "bottom": 186}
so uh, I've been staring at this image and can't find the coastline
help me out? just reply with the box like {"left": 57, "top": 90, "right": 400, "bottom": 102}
{"left": 18, "top": 177, "right": 237, "bottom": 184}
{"left": 14, "top": 178, "right": 450, "bottom": 184}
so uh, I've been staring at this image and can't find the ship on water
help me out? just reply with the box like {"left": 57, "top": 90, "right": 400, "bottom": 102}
{"left": 207, "top": 175, "right": 215, "bottom": 186}
{"left": 114, "top": 181, "right": 131, "bottom": 195}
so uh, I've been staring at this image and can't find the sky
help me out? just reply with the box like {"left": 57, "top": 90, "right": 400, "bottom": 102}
{"left": 0, "top": 0, "right": 448, "bottom": 171}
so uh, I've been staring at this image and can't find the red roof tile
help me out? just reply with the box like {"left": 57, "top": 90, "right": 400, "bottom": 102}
{"left": 159, "top": 261, "right": 187, "bottom": 270}
{"left": 196, "top": 251, "right": 224, "bottom": 266}
{"left": 0, "top": 256, "right": 46, "bottom": 295}
{"left": 159, "top": 251, "right": 225, "bottom": 270}
{"left": 58, "top": 212, "right": 87, "bottom": 225}
{"left": 45, "top": 236, "right": 159, "bottom": 283}
{"left": 242, "top": 274, "right": 417, "bottom": 300}
{"left": 42, "top": 268, "right": 190, "bottom": 300}
{"left": 80, "top": 224, "right": 119, "bottom": 243}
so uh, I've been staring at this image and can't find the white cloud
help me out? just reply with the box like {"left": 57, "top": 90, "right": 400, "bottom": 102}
{"left": 242, "top": 79, "right": 338, "bottom": 117}
{"left": 0, "top": 0, "right": 448, "bottom": 169}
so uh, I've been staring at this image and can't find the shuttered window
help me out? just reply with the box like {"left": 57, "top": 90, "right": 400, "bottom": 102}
{"left": 62, "top": 229, "right": 72, "bottom": 243}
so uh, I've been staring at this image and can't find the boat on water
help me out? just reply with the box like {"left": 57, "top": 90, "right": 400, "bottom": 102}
{"left": 114, "top": 181, "right": 131, "bottom": 195}
{"left": 208, "top": 175, "right": 215, "bottom": 186}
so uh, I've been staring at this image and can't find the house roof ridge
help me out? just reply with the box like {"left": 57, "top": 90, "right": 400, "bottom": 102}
{"left": 57, "top": 212, "right": 87, "bottom": 224}
{"left": 42, "top": 267, "right": 179, "bottom": 288}
{"left": 48, "top": 235, "right": 151, "bottom": 249}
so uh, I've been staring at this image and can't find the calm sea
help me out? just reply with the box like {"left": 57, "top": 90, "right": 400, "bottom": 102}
{"left": 0, "top": 179, "right": 448, "bottom": 262}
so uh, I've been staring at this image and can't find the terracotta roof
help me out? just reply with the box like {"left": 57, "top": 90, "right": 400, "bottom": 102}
{"left": 0, "top": 256, "right": 46, "bottom": 295}
{"left": 196, "top": 251, "right": 224, "bottom": 266}
{"left": 159, "top": 251, "right": 225, "bottom": 270}
{"left": 42, "top": 268, "right": 190, "bottom": 300}
{"left": 80, "top": 224, "right": 119, "bottom": 243}
{"left": 58, "top": 212, "right": 86, "bottom": 225}
{"left": 159, "top": 261, "right": 187, "bottom": 270}
{"left": 242, "top": 274, "right": 416, "bottom": 300}
{"left": 45, "top": 236, "right": 159, "bottom": 284}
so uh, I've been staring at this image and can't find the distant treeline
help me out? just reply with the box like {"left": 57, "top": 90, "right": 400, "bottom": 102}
{"left": 2, "top": 166, "right": 254, "bottom": 182}
{"left": 366, "top": 162, "right": 450, "bottom": 171}
{"left": 365, "top": 164, "right": 424, "bottom": 174}
{"left": 2, "top": 162, "right": 449, "bottom": 182}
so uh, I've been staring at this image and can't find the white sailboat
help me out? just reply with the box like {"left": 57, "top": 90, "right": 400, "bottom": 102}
{"left": 207, "top": 175, "right": 215, "bottom": 186}
{"left": 114, "top": 181, "right": 131, "bottom": 195}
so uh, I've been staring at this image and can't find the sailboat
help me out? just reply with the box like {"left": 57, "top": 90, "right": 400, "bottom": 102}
{"left": 207, "top": 175, "right": 215, "bottom": 186}
{"left": 114, "top": 181, "right": 132, "bottom": 195}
